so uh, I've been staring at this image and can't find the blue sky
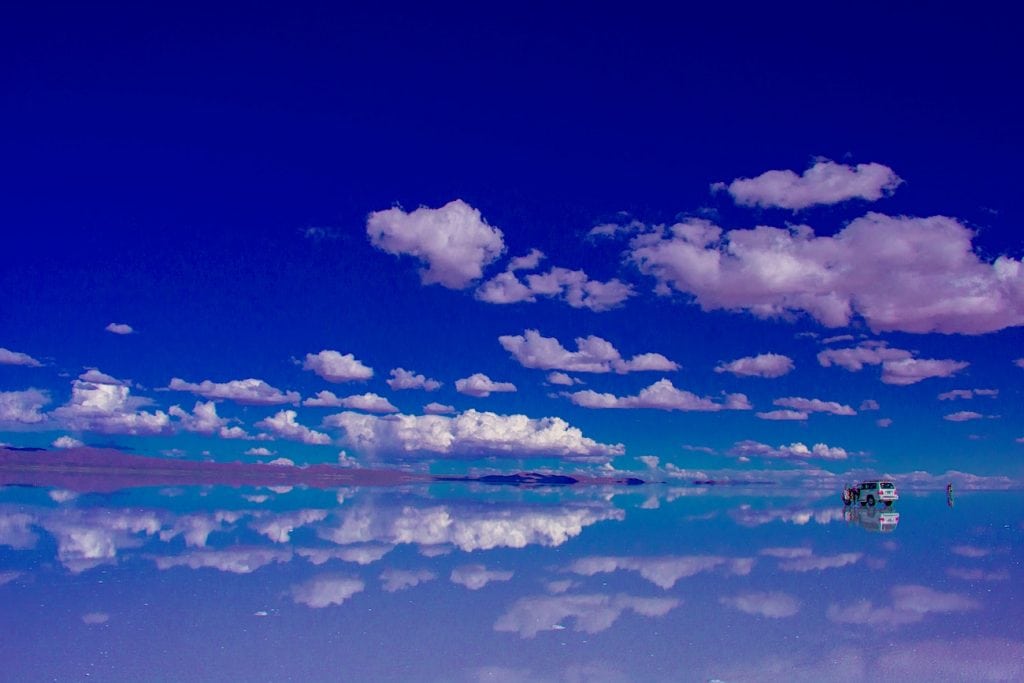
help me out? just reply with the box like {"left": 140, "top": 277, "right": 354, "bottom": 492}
{"left": 1, "top": 4, "right": 1022, "bottom": 478}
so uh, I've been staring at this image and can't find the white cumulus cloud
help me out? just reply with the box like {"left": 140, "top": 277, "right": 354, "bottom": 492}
{"left": 367, "top": 199, "right": 505, "bottom": 289}
{"left": 715, "top": 353, "right": 794, "bottom": 378}
{"left": 168, "top": 377, "right": 300, "bottom": 405}
{"left": 54, "top": 371, "right": 170, "bottom": 435}
{"left": 255, "top": 410, "right": 331, "bottom": 445}
{"left": 0, "top": 389, "right": 50, "bottom": 424}
{"left": 386, "top": 368, "right": 441, "bottom": 391}
{"left": 476, "top": 264, "right": 634, "bottom": 312}
{"left": 567, "top": 379, "right": 749, "bottom": 413}
{"left": 105, "top": 322, "right": 134, "bottom": 335}
{"left": 323, "top": 409, "right": 623, "bottom": 460}
{"left": 729, "top": 439, "right": 850, "bottom": 460}
{"left": 717, "top": 159, "right": 902, "bottom": 210}
{"left": 455, "top": 373, "right": 517, "bottom": 397}
{"left": 303, "top": 391, "right": 398, "bottom": 413}
{"left": 301, "top": 350, "right": 373, "bottom": 383}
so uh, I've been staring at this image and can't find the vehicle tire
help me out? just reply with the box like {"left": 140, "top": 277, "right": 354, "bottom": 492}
{"left": 867, "top": 496, "right": 875, "bottom": 507}
{"left": 884, "top": 501, "right": 892, "bottom": 507}
{"left": 859, "top": 500, "right": 866, "bottom": 507}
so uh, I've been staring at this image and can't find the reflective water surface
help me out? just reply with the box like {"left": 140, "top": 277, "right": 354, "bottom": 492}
{"left": 1, "top": 481, "right": 1021, "bottom": 682}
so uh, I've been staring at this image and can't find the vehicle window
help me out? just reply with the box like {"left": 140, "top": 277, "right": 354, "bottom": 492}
{"left": 880, "top": 482, "right": 894, "bottom": 489}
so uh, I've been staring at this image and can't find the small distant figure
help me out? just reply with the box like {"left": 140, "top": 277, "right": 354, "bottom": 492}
{"left": 946, "top": 482, "right": 955, "bottom": 508}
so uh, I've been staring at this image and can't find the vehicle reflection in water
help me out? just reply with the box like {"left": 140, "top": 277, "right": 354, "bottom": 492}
{"left": 844, "top": 504, "right": 900, "bottom": 533}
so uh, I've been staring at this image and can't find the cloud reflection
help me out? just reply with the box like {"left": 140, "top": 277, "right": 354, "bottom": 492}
{"left": 494, "top": 593, "right": 680, "bottom": 638}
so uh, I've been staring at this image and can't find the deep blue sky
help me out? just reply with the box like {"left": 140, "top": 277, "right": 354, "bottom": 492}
{"left": 1, "top": 3, "right": 1021, "bottom": 478}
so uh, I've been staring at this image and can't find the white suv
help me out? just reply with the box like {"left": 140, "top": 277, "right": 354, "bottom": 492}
{"left": 850, "top": 480, "right": 898, "bottom": 507}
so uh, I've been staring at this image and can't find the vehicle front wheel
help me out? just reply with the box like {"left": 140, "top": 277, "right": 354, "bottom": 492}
{"left": 867, "top": 496, "right": 875, "bottom": 507}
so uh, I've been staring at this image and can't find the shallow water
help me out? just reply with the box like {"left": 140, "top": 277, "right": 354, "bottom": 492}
{"left": 1, "top": 481, "right": 1021, "bottom": 682}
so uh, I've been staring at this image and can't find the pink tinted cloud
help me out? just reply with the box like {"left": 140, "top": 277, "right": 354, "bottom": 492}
{"left": 715, "top": 353, "right": 794, "bottom": 378}
{"left": 773, "top": 396, "right": 856, "bottom": 416}
{"left": 818, "top": 342, "right": 968, "bottom": 385}
{"left": 168, "top": 377, "right": 299, "bottom": 405}
{"left": 499, "top": 329, "right": 677, "bottom": 374}
{"left": 454, "top": 373, "right": 516, "bottom": 398}
{"left": 477, "top": 265, "right": 634, "bottom": 312}
{"left": 386, "top": 368, "right": 441, "bottom": 391}
{"left": 629, "top": 213, "right": 1024, "bottom": 334}
{"left": 729, "top": 439, "right": 849, "bottom": 461}
{"left": 0, "top": 347, "right": 42, "bottom": 367}
{"left": 943, "top": 411, "right": 985, "bottom": 422}
{"left": 717, "top": 160, "right": 903, "bottom": 210}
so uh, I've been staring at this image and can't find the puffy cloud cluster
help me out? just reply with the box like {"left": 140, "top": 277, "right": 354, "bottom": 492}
{"left": 105, "top": 322, "right": 134, "bottom": 335}
{"left": 716, "top": 160, "right": 902, "bottom": 210}
{"left": 499, "top": 329, "right": 677, "bottom": 374}
{"left": 0, "top": 388, "right": 49, "bottom": 424}
{"left": 729, "top": 439, "right": 850, "bottom": 461}
{"left": 818, "top": 342, "right": 969, "bottom": 385}
{"left": 567, "top": 555, "right": 753, "bottom": 589}
{"left": 54, "top": 371, "right": 171, "bottom": 435}
{"left": 455, "top": 373, "right": 517, "bottom": 398}
{"left": 304, "top": 391, "right": 398, "bottom": 413}
{"left": 0, "top": 347, "right": 42, "bottom": 367}
{"left": 629, "top": 213, "right": 1024, "bottom": 334}
{"left": 476, "top": 258, "right": 634, "bottom": 312}
{"left": 367, "top": 199, "right": 505, "bottom": 289}
{"left": 719, "top": 591, "right": 801, "bottom": 618}
{"left": 301, "top": 350, "right": 373, "bottom": 383}
{"left": 450, "top": 564, "right": 514, "bottom": 590}
{"left": 255, "top": 410, "right": 332, "bottom": 445}
{"left": 494, "top": 593, "right": 680, "bottom": 638}
{"left": 52, "top": 435, "right": 84, "bottom": 449}
{"left": 168, "top": 377, "right": 300, "bottom": 405}
{"left": 323, "top": 409, "right": 623, "bottom": 460}
{"left": 567, "top": 379, "right": 750, "bottom": 413}
{"left": 386, "top": 368, "right": 441, "bottom": 391}
{"left": 715, "top": 353, "right": 794, "bottom": 378}
{"left": 827, "top": 584, "right": 978, "bottom": 627}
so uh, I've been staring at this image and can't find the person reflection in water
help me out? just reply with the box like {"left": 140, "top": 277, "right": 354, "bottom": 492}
{"left": 946, "top": 482, "right": 955, "bottom": 508}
